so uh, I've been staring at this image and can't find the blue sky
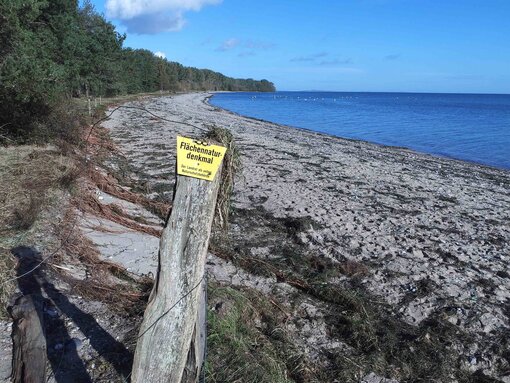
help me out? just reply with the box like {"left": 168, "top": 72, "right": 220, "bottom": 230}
{"left": 90, "top": 0, "right": 510, "bottom": 93}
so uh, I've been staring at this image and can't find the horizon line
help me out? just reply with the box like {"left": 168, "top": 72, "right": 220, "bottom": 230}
{"left": 273, "top": 90, "right": 510, "bottom": 96}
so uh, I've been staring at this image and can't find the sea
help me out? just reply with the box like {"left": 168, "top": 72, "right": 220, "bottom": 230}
{"left": 210, "top": 92, "right": 510, "bottom": 170}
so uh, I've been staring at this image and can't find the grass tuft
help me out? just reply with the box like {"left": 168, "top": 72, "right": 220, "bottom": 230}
{"left": 206, "top": 285, "right": 292, "bottom": 383}
{"left": 0, "top": 147, "right": 78, "bottom": 233}
{"left": 11, "top": 194, "right": 44, "bottom": 230}
{"left": 0, "top": 248, "right": 16, "bottom": 319}
{"left": 203, "top": 125, "right": 241, "bottom": 229}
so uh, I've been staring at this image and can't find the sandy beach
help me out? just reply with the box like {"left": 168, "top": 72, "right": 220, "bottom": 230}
{"left": 93, "top": 92, "right": 510, "bottom": 382}
{"left": 3, "top": 1, "right": 508, "bottom": 381}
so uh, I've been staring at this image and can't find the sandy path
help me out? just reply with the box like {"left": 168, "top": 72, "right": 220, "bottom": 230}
{"left": 102, "top": 92, "right": 510, "bottom": 381}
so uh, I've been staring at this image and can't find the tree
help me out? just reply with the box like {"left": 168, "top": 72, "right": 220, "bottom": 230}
{"left": 0, "top": 0, "right": 275, "bottom": 142}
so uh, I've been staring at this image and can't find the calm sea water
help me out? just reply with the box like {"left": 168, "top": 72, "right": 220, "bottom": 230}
{"left": 210, "top": 92, "right": 510, "bottom": 170}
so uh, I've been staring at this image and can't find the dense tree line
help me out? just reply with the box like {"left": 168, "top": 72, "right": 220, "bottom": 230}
{"left": 0, "top": 0, "right": 275, "bottom": 141}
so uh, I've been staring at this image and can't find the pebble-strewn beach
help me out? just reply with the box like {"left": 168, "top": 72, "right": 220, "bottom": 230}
{"left": 102, "top": 93, "right": 510, "bottom": 382}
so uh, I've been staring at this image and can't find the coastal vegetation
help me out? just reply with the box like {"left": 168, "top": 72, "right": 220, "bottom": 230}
{"left": 0, "top": 0, "right": 274, "bottom": 143}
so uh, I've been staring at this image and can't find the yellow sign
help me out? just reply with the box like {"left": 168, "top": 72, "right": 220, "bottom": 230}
{"left": 176, "top": 136, "right": 227, "bottom": 181}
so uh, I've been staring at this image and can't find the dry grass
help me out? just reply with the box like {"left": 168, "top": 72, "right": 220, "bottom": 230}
{"left": 72, "top": 92, "right": 166, "bottom": 120}
{"left": 208, "top": 204, "right": 479, "bottom": 382}
{"left": 210, "top": 242, "right": 470, "bottom": 382}
{"left": 340, "top": 260, "right": 370, "bottom": 278}
{"left": 79, "top": 133, "right": 167, "bottom": 238}
{"left": 84, "top": 125, "right": 119, "bottom": 155}
{"left": 203, "top": 125, "right": 241, "bottom": 229}
{"left": 0, "top": 145, "right": 80, "bottom": 316}
{"left": 0, "top": 92, "right": 162, "bottom": 335}
{"left": 0, "top": 146, "right": 79, "bottom": 234}
{"left": 11, "top": 194, "right": 44, "bottom": 230}
{"left": 82, "top": 100, "right": 170, "bottom": 218}
{"left": 73, "top": 189, "right": 162, "bottom": 237}
{"left": 0, "top": 247, "right": 16, "bottom": 319}
{"left": 89, "top": 168, "right": 170, "bottom": 220}
{"left": 32, "top": 93, "right": 165, "bottom": 314}
{"left": 207, "top": 283, "right": 323, "bottom": 383}
{"left": 56, "top": 208, "right": 152, "bottom": 314}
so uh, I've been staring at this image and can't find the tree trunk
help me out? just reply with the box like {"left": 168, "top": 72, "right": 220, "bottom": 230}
{"left": 131, "top": 169, "right": 221, "bottom": 383}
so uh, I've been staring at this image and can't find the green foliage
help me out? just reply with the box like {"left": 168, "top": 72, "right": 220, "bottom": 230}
{"left": 0, "top": 0, "right": 275, "bottom": 142}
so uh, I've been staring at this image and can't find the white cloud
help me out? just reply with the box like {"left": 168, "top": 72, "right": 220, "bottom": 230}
{"left": 154, "top": 51, "right": 166, "bottom": 59}
{"left": 122, "top": 12, "right": 185, "bottom": 33}
{"left": 290, "top": 52, "right": 328, "bottom": 62}
{"left": 105, "top": 0, "right": 222, "bottom": 34}
{"left": 216, "top": 38, "right": 240, "bottom": 51}
{"left": 216, "top": 38, "right": 275, "bottom": 52}
{"left": 106, "top": 0, "right": 221, "bottom": 19}
{"left": 244, "top": 40, "right": 276, "bottom": 50}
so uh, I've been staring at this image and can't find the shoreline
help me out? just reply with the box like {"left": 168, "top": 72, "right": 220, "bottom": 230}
{"left": 102, "top": 92, "right": 510, "bottom": 382}
{"left": 207, "top": 92, "right": 510, "bottom": 173}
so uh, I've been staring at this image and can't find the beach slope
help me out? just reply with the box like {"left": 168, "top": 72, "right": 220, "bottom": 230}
{"left": 103, "top": 93, "right": 510, "bottom": 382}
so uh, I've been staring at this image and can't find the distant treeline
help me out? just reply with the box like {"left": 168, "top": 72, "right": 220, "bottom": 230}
{"left": 0, "top": 0, "right": 274, "bottom": 141}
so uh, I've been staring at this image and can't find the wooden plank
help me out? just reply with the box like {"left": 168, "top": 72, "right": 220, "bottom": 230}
{"left": 131, "top": 168, "right": 221, "bottom": 383}
{"left": 10, "top": 294, "right": 47, "bottom": 383}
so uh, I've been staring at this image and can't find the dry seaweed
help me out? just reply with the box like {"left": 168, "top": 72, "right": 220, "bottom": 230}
{"left": 203, "top": 125, "right": 242, "bottom": 229}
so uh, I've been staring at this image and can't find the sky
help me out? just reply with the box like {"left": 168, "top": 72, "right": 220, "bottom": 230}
{"left": 89, "top": 0, "right": 510, "bottom": 93}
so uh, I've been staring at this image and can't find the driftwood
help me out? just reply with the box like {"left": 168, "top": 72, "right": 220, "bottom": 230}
{"left": 10, "top": 295, "right": 47, "bottom": 383}
{"left": 131, "top": 168, "right": 221, "bottom": 382}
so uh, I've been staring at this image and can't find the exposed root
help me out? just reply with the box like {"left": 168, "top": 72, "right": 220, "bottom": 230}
{"left": 73, "top": 189, "right": 162, "bottom": 238}
{"left": 58, "top": 209, "right": 122, "bottom": 275}
{"left": 56, "top": 209, "right": 152, "bottom": 313}
{"left": 84, "top": 125, "right": 119, "bottom": 154}
{"left": 84, "top": 112, "right": 170, "bottom": 219}
{"left": 88, "top": 168, "right": 170, "bottom": 220}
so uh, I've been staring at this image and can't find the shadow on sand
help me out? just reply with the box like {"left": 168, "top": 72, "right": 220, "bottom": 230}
{"left": 11, "top": 246, "right": 132, "bottom": 382}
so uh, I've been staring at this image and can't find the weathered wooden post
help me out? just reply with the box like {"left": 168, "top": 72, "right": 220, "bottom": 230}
{"left": 131, "top": 136, "right": 226, "bottom": 383}
{"left": 10, "top": 295, "right": 47, "bottom": 383}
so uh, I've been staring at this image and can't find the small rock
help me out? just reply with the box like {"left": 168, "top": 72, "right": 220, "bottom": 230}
{"left": 412, "top": 249, "right": 424, "bottom": 259}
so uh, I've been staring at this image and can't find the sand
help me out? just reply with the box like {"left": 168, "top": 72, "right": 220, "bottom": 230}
{"left": 96, "top": 92, "right": 510, "bottom": 382}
